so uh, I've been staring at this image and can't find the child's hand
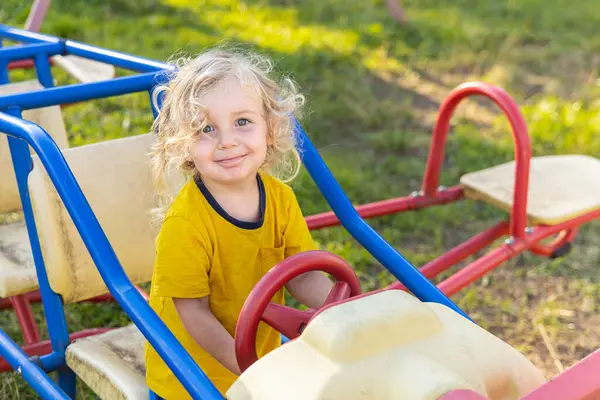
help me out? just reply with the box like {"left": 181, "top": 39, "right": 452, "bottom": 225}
{"left": 286, "top": 271, "right": 335, "bottom": 310}
{"left": 173, "top": 296, "right": 242, "bottom": 376}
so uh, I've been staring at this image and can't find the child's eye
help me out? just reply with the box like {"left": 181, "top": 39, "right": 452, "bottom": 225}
{"left": 236, "top": 118, "right": 251, "bottom": 127}
{"left": 202, "top": 124, "right": 215, "bottom": 133}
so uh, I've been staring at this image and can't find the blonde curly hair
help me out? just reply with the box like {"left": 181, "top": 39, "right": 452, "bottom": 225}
{"left": 149, "top": 46, "right": 305, "bottom": 223}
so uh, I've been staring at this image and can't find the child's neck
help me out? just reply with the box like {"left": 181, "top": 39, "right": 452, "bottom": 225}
{"left": 201, "top": 174, "right": 261, "bottom": 224}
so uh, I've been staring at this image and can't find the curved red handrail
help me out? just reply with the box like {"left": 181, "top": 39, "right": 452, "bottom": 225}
{"left": 422, "top": 82, "right": 532, "bottom": 239}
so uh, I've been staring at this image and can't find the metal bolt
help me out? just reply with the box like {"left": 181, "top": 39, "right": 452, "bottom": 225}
{"left": 505, "top": 237, "right": 515, "bottom": 245}
{"left": 411, "top": 190, "right": 420, "bottom": 197}
{"left": 438, "top": 185, "right": 447, "bottom": 192}
{"left": 525, "top": 227, "right": 533, "bottom": 234}
{"left": 17, "top": 366, "right": 22, "bottom": 375}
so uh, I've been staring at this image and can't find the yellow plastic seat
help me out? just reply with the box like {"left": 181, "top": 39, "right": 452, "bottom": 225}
{"left": 460, "top": 155, "right": 600, "bottom": 225}
{"left": 0, "top": 221, "right": 37, "bottom": 298}
{"left": 227, "top": 290, "right": 545, "bottom": 400}
{"left": 65, "top": 324, "right": 147, "bottom": 400}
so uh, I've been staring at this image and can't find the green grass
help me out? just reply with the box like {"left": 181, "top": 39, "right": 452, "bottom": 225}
{"left": 1, "top": 0, "right": 600, "bottom": 398}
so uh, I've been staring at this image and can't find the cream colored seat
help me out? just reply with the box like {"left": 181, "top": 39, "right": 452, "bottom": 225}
{"left": 227, "top": 290, "right": 546, "bottom": 400}
{"left": 0, "top": 80, "right": 69, "bottom": 298}
{"left": 27, "top": 132, "right": 184, "bottom": 398}
{"left": 65, "top": 324, "right": 147, "bottom": 400}
{"left": 460, "top": 155, "right": 600, "bottom": 225}
{"left": 53, "top": 55, "right": 116, "bottom": 84}
{"left": 0, "top": 221, "right": 37, "bottom": 298}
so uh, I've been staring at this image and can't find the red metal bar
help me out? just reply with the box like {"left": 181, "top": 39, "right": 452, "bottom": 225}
{"left": 529, "top": 228, "right": 578, "bottom": 257}
{"left": 387, "top": 220, "right": 509, "bottom": 291}
{"left": 10, "top": 295, "right": 40, "bottom": 345}
{"left": 526, "top": 208, "right": 600, "bottom": 246}
{"left": 0, "top": 327, "right": 112, "bottom": 373}
{"left": 0, "top": 285, "right": 148, "bottom": 350}
{"left": 437, "top": 239, "right": 528, "bottom": 297}
{"left": 0, "top": 297, "right": 12, "bottom": 310}
{"left": 521, "top": 348, "right": 600, "bottom": 400}
{"left": 431, "top": 207, "right": 600, "bottom": 297}
{"left": 306, "top": 186, "right": 464, "bottom": 230}
{"left": 8, "top": 58, "right": 54, "bottom": 70}
{"left": 25, "top": 290, "right": 42, "bottom": 303}
{"left": 3, "top": 284, "right": 148, "bottom": 308}
{"left": 421, "top": 82, "right": 532, "bottom": 240}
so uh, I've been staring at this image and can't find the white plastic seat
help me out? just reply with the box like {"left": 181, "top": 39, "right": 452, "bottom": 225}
{"left": 460, "top": 155, "right": 600, "bottom": 225}
{"left": 53, "top": 55, "right": 116, "bottom": 83}
{"left": 27, "top": 132, "right": 170, "bottom": 304}
{"left": 65, "top": 324, "right": 148, "bottom": 400}
{"left": 0, "top": 80, "right": 70, "bottom": 299}
{"left": 0, "top": 220, "right": 37, "bottom": 298}
{"left": 0, "top": 80, "right": 69, "bottom": 214}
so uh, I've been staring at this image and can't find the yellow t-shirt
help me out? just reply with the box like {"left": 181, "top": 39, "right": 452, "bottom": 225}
{"left": 145, "top": 172, "right": 316, "bottom": 399}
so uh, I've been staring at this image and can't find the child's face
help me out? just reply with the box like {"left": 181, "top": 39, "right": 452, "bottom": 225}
{"left": 189, "top": 76, "right": 271, "bottom": 187}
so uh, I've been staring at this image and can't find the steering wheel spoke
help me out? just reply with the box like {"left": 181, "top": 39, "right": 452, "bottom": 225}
{"left": 262, "top": 303, "right": 315, "bottom": 340}
{"left": 324, "top": 281, "right": 352, "bottom": 305}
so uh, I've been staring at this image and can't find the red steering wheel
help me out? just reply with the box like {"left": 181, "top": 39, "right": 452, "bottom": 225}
{"left": 234, "top": 250, "right": 362, "bottom": 373}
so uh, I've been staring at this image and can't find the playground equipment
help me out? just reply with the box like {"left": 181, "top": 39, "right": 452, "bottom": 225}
{"left": 0, "top": 22, "right": 599, "bottom": 400}
{"left": 7, "top": 0, "right": 115, "bottom": 83}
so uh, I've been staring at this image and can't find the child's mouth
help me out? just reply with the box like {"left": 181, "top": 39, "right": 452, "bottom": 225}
{"left": 216, "top": 154, "right": 248, "bottom": 167}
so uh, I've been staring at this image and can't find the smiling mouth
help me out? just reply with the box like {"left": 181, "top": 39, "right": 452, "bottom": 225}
{"left": 215, "top": 154, "right": 248, "bottom": 167}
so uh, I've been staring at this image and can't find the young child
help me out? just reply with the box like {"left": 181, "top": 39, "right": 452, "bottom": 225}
{"left": 144, "top": 47, "right": 335, "bottom": 399}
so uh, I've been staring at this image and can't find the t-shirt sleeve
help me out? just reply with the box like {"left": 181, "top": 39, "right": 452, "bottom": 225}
{"left": 283, "top": 187, "right": 318, "bottom": 258}
{"left": 151, "top": 216, "right": 211, "bottom": 298}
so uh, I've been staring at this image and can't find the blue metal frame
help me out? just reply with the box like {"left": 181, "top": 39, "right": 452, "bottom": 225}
{"left": 0, "top": 22, "right": 469, "bottom": 399}
{"left": 0, "top": 328, "right": 68, "bottom": 400}
{"left": 293, "top": 120, "right": 471, "bottom": 320}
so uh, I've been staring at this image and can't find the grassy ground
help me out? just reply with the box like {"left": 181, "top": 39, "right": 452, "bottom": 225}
{"left": 1, "top": 0, "right": 599, "bottom": 398}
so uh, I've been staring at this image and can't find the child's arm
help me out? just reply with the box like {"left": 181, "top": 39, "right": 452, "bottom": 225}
{"left": 286, "top": 271, "right": 334, "bottom": 309}
{"left": 173, "top": 296, "right": 241, "bottom": 376}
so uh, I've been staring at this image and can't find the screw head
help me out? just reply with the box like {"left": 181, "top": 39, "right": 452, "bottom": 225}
{"left": 17, "top": 366, "right": 22, "bottom": 375}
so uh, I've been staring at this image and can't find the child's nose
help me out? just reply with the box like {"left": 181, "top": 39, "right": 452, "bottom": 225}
{"left": 218, "top": 129, "right": 237, "bottom": 148}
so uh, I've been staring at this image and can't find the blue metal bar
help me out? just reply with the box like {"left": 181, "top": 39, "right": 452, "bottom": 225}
{"left": 64, "top": 41, "right": 175, "bottom": 73}
{"left": 38, "top": 351, "right": 65, "bottom": 372}
{"left": 0, "top": 24, "right": 58, "bottom": 44}
{"left": 0, "top": 72, "right": 158, "bottom": 110}
{"left": 149, "top": 90, "right": 159, "bottom": 120}
{"left": 0, "top": 328, "right": 69, "bottom": 400}
{"left": 293, "top": 119, "right": 472, "bottom": 321}
{"left": 0, "top": 61, "right": 8, "bottom": 85}
{"left": 0, "top": 24, "right": 174, "bottom": 73}
{"left": 0, "top": 39, "right": 8, "bottom": 84}
{"left": 0, "top": 42, "right": 64, "bottom": 62}
{"left": 34, "top": 54, "right": 54, "bottom": 88}
{"left": 4, "top": 106, "right": 76, "bottom": 397}
{"left": 0, "top": 111, "right": 224, "bottom": 399}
